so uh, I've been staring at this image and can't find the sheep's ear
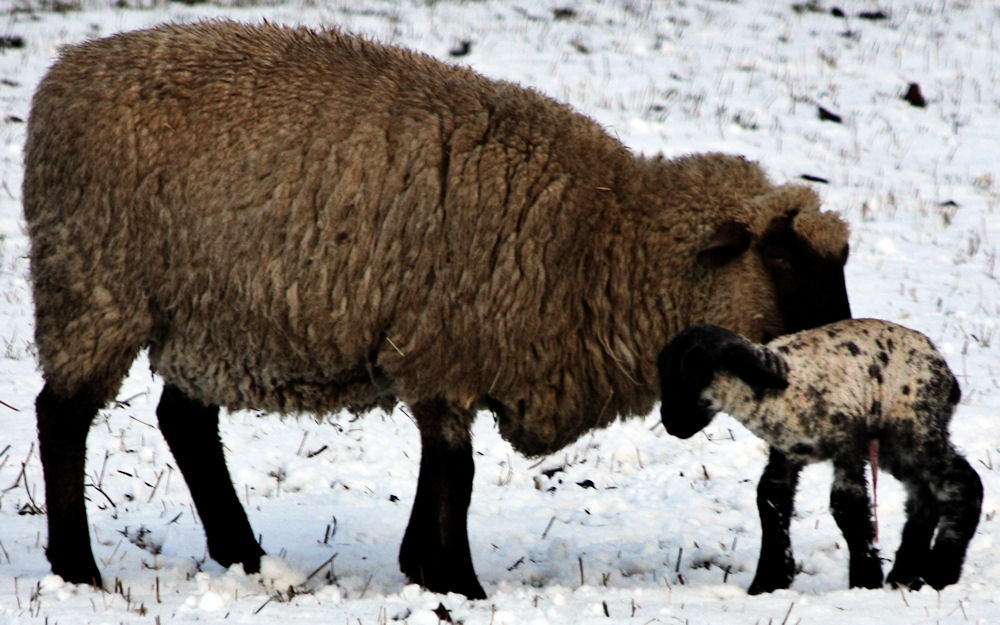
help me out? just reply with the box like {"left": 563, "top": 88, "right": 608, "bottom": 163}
{"left": 719, "top": 343, "right": 789, "bottom": 391}
{"left": 697, "top": 220, "right": 752, "bottom": 268}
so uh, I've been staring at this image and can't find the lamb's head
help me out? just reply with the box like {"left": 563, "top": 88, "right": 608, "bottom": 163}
{"left": 658, "top": 325, "right": 788, "bottom": 439}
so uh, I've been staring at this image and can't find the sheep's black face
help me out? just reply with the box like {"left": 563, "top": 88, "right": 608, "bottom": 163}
{"left": 759, "top": 212, "right": 852, "bottom": 335}
{"left": 657, "top": 326, "right": 725, "bottom": 439}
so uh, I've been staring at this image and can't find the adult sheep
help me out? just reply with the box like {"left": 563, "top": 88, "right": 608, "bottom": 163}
{"left": 24, "top": 20, "right": 852, "bottom": 599}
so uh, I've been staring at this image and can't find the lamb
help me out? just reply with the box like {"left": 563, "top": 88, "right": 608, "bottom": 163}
{"left": 23, "top": 20, "right": 853, "bottom": 598}
{"left": 658, "top": 319, "right": 982, "bottom": 593}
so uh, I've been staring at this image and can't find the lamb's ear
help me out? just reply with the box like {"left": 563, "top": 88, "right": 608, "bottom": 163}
{"left": 696, "top": 220, "right": 752, "bottom": 269}
{"left": 719, "top": 342, "right": 789, "bottom": 391}
{"left": 679, "top": 342, "right": 715, "bottom": 385}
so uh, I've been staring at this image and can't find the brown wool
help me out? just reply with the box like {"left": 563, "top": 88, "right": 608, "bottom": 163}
{"left": 24, "top": 21, "right": 849, "bottom": 457}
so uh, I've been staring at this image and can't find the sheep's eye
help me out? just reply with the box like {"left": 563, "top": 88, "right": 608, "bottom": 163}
{"left": 764, "top": 248, "right": 792, "bottom": 266}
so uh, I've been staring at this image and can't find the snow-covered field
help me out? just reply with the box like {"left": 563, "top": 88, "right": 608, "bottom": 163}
{"left": 1, "top": 0, "right": 998, "bottom": 622}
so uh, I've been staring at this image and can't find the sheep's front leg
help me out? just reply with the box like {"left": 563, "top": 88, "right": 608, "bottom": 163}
{"left": 36, "top": 384, "right": 104, "bottom": 587}
{"left": 399, "top": 398, "right": 485, "bottom": 599}
{"left": 157, "top": 384, "right": 265, "bottom": 573}
{"left": 748, "top": 447, "right": 802, "bottom": 594}
{"left": 830, "top": 456, "right": 883, "bottom": 588}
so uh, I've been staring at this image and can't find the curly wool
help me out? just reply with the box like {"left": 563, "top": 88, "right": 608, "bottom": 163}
{"left": 24, "top": 20, "right": 848, "bottom": 456}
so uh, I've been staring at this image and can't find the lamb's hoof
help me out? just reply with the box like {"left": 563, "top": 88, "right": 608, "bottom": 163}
{"left": 921, "top": 542, "right": 967, "bottom": 590}
{"left": 851, "top": 578, "right": 884, "bottom": 590}
{"left": 921, "top": 555, "right": 962, "bottom": 590}
{"left": 923, "top": 571, "right": 958, "bottom": 591}
{"left": 886, "top": 567, "right": 923, "bottom": 591}
{"left": 848, "top": 560, "right": 884, "bottom": 589}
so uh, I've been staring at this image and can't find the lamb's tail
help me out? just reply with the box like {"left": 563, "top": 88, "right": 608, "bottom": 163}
{"left": 869, "top": 437, "right": 880, "bottom": 542}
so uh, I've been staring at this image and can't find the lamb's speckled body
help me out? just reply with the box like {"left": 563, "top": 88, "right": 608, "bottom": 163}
{"left": 707, "top": 319, "right": 957, "bottom": 463}
{"left": 659, "top": 319, "right": 981, "bottom": 593}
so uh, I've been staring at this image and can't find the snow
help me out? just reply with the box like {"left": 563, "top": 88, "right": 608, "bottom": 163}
{"left": 1, "top": 0, "right": 998, "bottom": 623}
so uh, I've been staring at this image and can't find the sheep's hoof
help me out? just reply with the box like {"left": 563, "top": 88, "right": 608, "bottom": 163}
{"left": 207, "top": 540, "right": 265, "bottom": 575}
{"left": 399, "top": 560, "right": 487, "bottom": 599}
{"left": 747, "top": 580, "right": 787, "bottom": 595}
{"left": 748, "top": 557, "right": 795, "bottom": 595}
{"left": 399, "top": 541, "right": 486, "bottom": 599}
{"left": 747, "top": 572, "right": 793, "bottom": 595}
{"left": 50, "top": 553, "right": 103, "bottom": 588}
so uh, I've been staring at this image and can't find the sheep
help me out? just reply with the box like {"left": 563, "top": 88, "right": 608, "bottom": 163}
{"left": 23, "top": 20, "right": 853, "bottom": 599}
{"left": 658, "top": 319, "right": 982, "bottom": 593}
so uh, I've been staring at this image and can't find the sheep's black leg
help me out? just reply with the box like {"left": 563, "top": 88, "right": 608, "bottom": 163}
{"left": 399, "top": 398, "right": 485, "bottom": 599}
{"left": 829, "top": 456, "right": 882, "bottom": 588}
{"left": 36, "top": 383, "right": 104, "bottom": 587}
{"left": 156, "top": 384, "right": 264, "bottom": 573}
{"left": 886, "top": 479, "right": 938, "bottom": 590}
{"left": 920, "top": 450, "right": 982, "bottom": 590}
{"left": 748, "top": 447, "right": 802, "bottom": 594}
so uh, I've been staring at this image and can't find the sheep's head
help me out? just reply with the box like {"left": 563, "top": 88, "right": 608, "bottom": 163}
{"left": 689, "top": 186, "right": 851, "bottom": 342}
{"left": 756, "top": 203, "right": 852, "bottom": 336}
{"left": 658, "top": 325, "right": 788, "bottom": 439}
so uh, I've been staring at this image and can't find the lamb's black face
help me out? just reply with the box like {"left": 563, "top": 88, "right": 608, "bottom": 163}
{"left": 661, "top": 397, "right": 716, "bottom": 439}
{"left": 657, "top": 326, "right": 726, "bottom": 439}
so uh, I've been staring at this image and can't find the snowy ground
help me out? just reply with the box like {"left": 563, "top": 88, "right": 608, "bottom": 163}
{"left": 1, "top": 0, "right": 999, "bottom": 623}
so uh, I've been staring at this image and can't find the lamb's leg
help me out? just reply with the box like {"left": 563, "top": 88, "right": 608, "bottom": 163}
{"left": 920, "top": 449, "right": 982, "bottom": 590}
{"left": 748, "top": 447, "right": 802, "bottom": 594}
{"left": 829, "top": 455, "right": 882, "bottom": 588}
{"left": 399, "top": 398, "right": 485, "bottom": 599}
{"left": 885, "top": 479, "right": 938, "bottom": 590}
{"left": 36, "top": 384, "right": 104, "bottom": 586}
{"left": 156, "top": 384, "right": 264, "bottom": 572}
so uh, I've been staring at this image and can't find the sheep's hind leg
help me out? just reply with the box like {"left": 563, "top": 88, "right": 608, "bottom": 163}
{"left": 156, "top": 384, "right": 264, "bottom": 573}
{"left": 885, "top": 479, "right": 938, "bottom": 590}
{"left": 830, "top": 455, "right": 882, "bottom": 588}
{"left": 748, "top": 447, "right": 802, "bottom": 595}
{"left": 399, "top": 398, "right": 485, "bottom": 599}
{"left": 920, "top": 449, "right": 982, "bottom": 590}
{"left": 36, "top": 384, "right": 105, "bottom": 587}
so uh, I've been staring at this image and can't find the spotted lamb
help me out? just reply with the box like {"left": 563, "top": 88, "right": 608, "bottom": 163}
{"left": 657, "top": 319, "right": 982, "bottom": 593}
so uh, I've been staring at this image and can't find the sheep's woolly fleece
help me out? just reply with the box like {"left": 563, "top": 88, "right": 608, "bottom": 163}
{"left": 24, "top": 20, "right": 845, "bottom": 459}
